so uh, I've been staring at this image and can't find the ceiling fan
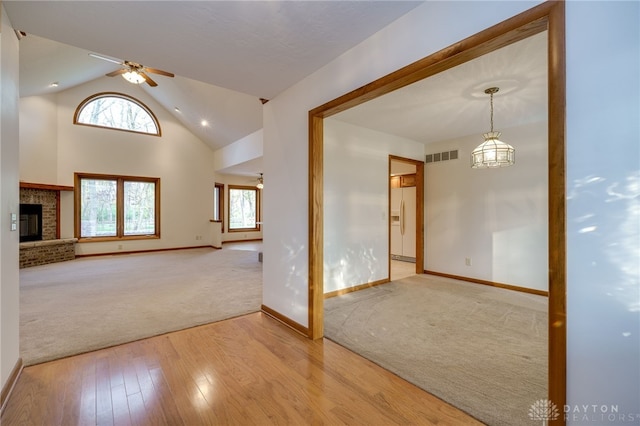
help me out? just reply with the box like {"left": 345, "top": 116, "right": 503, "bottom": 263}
{"left": 89, "top": 53, "right": 174, "bottom": 87}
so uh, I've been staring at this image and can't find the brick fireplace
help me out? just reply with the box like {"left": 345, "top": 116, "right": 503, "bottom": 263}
{"left": 19, "top": 182, "right": 76, "bottom": 268}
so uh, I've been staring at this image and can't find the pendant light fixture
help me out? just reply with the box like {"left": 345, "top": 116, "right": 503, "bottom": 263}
{"left": 471, "top": 87, "right": 515, "bottom": 168}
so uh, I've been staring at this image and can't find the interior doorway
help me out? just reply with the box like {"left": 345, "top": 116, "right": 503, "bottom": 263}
{"left": 308, "top": 1, "right": 566, "bottom": 413}
{"left": 389, "top": 156, "right": 423, "bottom": 281}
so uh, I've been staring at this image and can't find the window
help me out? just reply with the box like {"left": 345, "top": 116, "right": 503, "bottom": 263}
{"left": 75, "top": 173, "right": 160, "bottom": 241}
{"left": 74, "top": 92, "right": 161, "bottom": 136}
{"left": 228, "top": 185, "right": 260, "bottom": 232}
{"left": 213, "top": 183, "right": 224, "bottom": 229}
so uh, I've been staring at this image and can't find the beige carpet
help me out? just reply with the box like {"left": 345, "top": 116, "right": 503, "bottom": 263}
{"left": 324, "top": 274, "right": 548, "bottom": 426}
{"left": 20, "top": 248, "right": 262, "bottom": 366}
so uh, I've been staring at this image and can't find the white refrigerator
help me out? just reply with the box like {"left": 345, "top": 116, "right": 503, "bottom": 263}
{"left": 390, "top": 186, "right": 417, "bottom": 261}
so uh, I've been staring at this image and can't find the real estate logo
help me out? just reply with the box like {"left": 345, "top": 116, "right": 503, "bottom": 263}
{"left": 529, "top": 399, "right": 560, "bottom": 425}
{"left": 529, "top": 400, "right": 640, "bottom": 424}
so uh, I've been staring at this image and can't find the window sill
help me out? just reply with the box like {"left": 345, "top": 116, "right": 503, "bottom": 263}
{"left": 77, "top": 235, "right": 160, "bottom": 243}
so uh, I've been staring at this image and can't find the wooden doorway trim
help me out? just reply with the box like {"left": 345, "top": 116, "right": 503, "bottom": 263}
{"left": 308, "top": 1, "right": 565, "bottom": 421}
{"left": 389, "top": 155, "right": 424, "bottom": 278}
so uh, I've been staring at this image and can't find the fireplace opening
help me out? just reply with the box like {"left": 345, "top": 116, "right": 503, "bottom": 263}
{"left": 20, "top": 204, "right": 43, "bottom": 242}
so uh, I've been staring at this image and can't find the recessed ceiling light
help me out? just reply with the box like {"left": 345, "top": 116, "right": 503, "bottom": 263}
{"left": 174, "top": 107, "right": 180, "bottom": 112}
{"left": 49, "top": 82, "right": 59, "bottom": 88}
{"left": 201, "top": 120, "right": 209, "bottom": 127}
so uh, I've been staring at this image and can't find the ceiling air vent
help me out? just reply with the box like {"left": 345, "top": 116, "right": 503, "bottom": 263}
{"left": 426, "top": 149, "right": 458, "bottom": 164}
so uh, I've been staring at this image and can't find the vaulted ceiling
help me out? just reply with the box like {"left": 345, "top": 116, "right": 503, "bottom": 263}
{"left": 5, "top": 1, "right": 423, "bottom": 154}
{"left": 5, "top": 1, "right": 547, "bottom": 176}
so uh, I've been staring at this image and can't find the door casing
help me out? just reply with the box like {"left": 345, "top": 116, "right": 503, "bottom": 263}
{"left": 308, "top": 2, "right": 565, "bottom": 421}
{"left": 388, "top": 155, "right": 424, "bottom": 280}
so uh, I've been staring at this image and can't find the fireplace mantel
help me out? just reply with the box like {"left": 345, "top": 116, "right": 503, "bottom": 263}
{"left": 19, "top": 182, "right": 74, "bottom": 192}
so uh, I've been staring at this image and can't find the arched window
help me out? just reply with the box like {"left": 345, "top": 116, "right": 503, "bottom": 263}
{"left": 74, "top": 92, "right": 161, "bottom": 136}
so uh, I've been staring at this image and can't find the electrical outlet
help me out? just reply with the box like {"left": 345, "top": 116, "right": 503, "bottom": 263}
{"left": 465, "top": 257, "right": 472, "bottom": 266}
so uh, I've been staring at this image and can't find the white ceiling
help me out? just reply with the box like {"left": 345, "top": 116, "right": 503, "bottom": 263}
{"left": 333, "top": 31, "right": 548, "bottom": 145}
{"left": 6, "top": 1, "right": 423, "bottom": 99}
{"left": 5, "top": 1, "right": 547, "bottom": 176}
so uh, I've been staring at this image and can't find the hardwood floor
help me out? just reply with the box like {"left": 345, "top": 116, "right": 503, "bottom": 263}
{"left": 1, "top": 313, "right": 481, "bottom": 425}
{"left": 390, "top": 259, "right": 417, "bottom": 281}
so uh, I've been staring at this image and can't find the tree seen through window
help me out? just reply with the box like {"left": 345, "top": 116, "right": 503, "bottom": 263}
{"left": 74, "top": 92, "right": 160, "bottom": 135}
{"left": 228, "top": 186, "right": 260, "bottom": 231}
{"left": 75, "top": 173, "right": 160, "bottom": 240}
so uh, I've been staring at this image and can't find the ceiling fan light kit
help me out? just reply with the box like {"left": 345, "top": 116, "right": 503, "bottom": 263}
{"left": 90, "top": 53, "right": 174, "bottom": 88}
{"left": 471, "top": 87, "right": 515, "bottom": 169}
{"left": 122, "top": 69, "right": 146, "bottom": 84}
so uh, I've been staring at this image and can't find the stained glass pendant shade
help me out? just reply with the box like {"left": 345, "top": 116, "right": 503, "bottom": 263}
{"left": 471, "top": 87, "right": 515, "bottom": 169}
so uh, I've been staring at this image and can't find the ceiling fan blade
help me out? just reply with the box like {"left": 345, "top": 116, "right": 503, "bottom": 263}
{"left": 89, "top": 52, "right": 123, "bottom": 65}
{"left": 141, "top": 72, "right": 158, "bottom": 87}
{"left": 144, "top": 67, "right": 174, "bottom": 78}
{"left": 105, "top": 69, "right": 127, "bottom": 77}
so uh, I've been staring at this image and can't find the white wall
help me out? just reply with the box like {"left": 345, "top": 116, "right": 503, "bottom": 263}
{"left": 213, "top": 129, "right": 263, "bottom": 172}
{"left": 323, "top": 118, "right": 423, "bottom": 293}
{"left": 20, "top": 77, "right": 217, "bottom": 254}
{"left": 0, "top": 3, "right": 20, "bottom": 393}
{"left": 264, "top": 0, "right": 639, "bottom": 419}
{"left": 565, "top": 0, "right": 640, "bottom": 419}
{"left": 19, "top": 94, "right": 58, "bottom": 184}
{"left": 323, "top": 118, "right": 548, "bottom": 294}
{"left": 425, "top": 121, "right": 548, "bottom": 292}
